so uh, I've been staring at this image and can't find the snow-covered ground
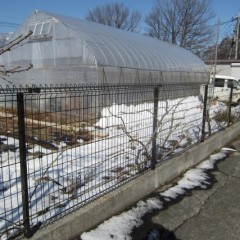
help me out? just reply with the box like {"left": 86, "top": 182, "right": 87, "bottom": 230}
{"left": 0, "top": 96, "right": 238, "bottom": 239}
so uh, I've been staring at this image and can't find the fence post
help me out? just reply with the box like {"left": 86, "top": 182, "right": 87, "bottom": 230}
{"left": 201, "top": 84, "right": 208, "bottom": 142}
{"left": 151, "top": 87, "right": 159, "bottom": 170}
{"left": 227, "top": 84, "right": 233, "bottom": 127}
{"left": 17, "top": 92, "right": 31, "bottom": 238}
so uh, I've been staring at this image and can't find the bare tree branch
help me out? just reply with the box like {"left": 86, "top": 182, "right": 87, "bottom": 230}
{"left": 86, "top": 2, "right": 141, "bottom": 32}
{"left": 0, "top": 31, "right": 32, "bottom": 55}
{"left": 0, "top": 64, "right": 33, "bottom": 76}
{"left": 0, "top": 31, "right": 33, "bottom": 79}
{"left": 145, "top": 0, "right": 215, "bottom": 55}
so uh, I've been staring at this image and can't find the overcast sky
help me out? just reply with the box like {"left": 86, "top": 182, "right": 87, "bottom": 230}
{"left": 0, "top": 0, "right": 239, "bottom": 33}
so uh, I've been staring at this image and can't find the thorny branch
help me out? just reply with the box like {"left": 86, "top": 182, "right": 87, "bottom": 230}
{"left": 103, "top": 84, "right": 193, "bottom": 172}
{"left": 0, "top": 31, "right": 32, "bottom": 55}
{"left": 0, "top": 31, "right": 33, "bottom": 78}
{"left": 152, "top": 98, "right": 186, "bottom": 148}
{"left": 0, "top": 64, "right": 33, "bottom": 76}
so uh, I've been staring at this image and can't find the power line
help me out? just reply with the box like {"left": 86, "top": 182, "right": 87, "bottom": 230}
{"left": 0, "top": 21, "right": 20, "bottom": 28}
{"left": 207, "top": 18, "right": 235, "bottom": 29}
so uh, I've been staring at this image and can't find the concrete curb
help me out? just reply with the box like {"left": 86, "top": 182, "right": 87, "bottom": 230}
{"left": 31, "top": 122, "right": 240, "bottom": 240}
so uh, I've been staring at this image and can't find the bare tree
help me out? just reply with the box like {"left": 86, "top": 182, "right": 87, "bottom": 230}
{"left": 145, "top": 0, "right": 215, "bottom": 55}
{"left": 86, "top": 2, "right": 141, "bottom": 32}
{"left": 201, "top": 36, "right": 235, "bottom": 61}
{"left": 217, "top": 36, "right": 234, "bottom": 59}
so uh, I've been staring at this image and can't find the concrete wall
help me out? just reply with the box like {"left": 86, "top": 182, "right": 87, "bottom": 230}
{"left": 30, "top": 122, "right": 240, "bottom": 240}
{"left": 216, "top": 64, "right": 231, "bottom": 75}
{"left": 231, "top": 63, "right": 240, "bottom": 77}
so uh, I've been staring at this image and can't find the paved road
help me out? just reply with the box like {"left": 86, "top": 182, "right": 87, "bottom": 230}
{"left": 131, "top": 137, "right": 240, "bottom": 240}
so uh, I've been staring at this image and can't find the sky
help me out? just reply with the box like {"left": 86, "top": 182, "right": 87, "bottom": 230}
{"left": 0, "top": 0, "right": 239, "bottom": 33}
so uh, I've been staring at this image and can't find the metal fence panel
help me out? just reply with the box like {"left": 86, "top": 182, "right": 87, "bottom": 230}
{"left": 0, "top": 82, "right": 239, "bottom": 239}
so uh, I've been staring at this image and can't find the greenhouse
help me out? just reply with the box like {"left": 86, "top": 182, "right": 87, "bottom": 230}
{"left": 0, "top": 10, "right": 208, "bottom": 87}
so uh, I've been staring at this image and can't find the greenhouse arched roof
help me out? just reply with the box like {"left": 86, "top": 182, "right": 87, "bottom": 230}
{"left": 12, "top": 11, "right": 207, "bottom": 72}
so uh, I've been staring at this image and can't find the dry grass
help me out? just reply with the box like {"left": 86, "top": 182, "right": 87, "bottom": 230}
{"left": 0, "top": 107, "right": 105, "bottom": 150}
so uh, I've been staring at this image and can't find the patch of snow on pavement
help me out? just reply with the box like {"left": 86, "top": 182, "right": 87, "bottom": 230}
{"left": 81, "top": 149, "right": 227, "bottom": 240}
{"left": 81, "top": 199, "right": 163, "bottom": 240}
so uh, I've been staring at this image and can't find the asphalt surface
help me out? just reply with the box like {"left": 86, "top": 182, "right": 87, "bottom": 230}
{"left": 131, "top": 137, "right": 240, "bottom": 240}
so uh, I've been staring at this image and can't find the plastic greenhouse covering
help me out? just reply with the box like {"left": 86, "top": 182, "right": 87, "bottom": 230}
{"left": 0, "top": 10, "right": 208, "bottom": 87}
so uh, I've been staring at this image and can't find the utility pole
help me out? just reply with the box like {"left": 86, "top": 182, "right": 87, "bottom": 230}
{"left": 235, "top": 15, "right": 240, "bottom": 59}
{"left": 213, "top": 19, "right": 221, "bottom": 78}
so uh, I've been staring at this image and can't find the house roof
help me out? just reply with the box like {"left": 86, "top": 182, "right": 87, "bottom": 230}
{"left": 205, "top": 59, "right": 240, "bottom": 65}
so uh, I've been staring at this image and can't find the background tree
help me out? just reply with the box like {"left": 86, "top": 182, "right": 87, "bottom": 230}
{"left": 145, "top": 0, "right": 215, "bottom": 55}
{"left": 201, "top": 36, "right": 235, "bottom": 61}
{"left": 86, "top": 2, "right": 141, "bottom": 32}
{"left": 217, "top": 36, "right": 234, "bottom": 59}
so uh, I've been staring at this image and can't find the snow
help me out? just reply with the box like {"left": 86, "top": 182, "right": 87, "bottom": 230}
{"left": 222, "top": 147, "right": 237, "bottom": 152}
{"left": 81, "top": 149, "right": 228, "bottom": 240}
{"left": 0, "top": 96, "right": 237, "bottom": 239}
{"left": 81, "top": 199, "right": 163, "bottom": 240}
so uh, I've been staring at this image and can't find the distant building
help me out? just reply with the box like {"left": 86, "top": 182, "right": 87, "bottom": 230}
{"left": 205, "top": 60, "right": 240, "bottom": 78}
